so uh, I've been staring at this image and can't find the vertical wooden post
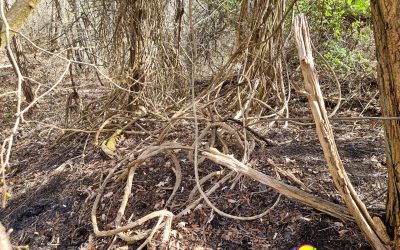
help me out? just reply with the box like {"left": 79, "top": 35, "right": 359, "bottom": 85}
{"left": 371, "top": 1, "right": 400, "bottom": 248}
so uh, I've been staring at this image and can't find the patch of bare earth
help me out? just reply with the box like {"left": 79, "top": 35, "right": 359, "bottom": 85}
{"left": 0, "top": 74, "right": 386, "bottom": 250}
{"left": 1, "top": 121, "right": 386, "bottom": 249}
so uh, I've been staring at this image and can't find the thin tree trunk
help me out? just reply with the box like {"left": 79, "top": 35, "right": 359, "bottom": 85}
{"left": 371, "top": 1, "right": 400, "bottom": 248}
{"left": 10, "top": 37, "right": 34, "bottom": 104}
{"left": 0, "top": 0, "right": 42, "bottom": 49}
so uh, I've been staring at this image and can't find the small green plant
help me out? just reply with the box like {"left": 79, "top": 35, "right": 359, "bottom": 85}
{"left": 323, "top": 41, "right": 370, "bottom": 74}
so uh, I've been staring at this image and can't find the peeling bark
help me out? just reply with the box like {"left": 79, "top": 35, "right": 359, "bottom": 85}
{"left": 294, "top": 15, "right": 389, "bottom": 249}
{"left": 371, "top": 0, "right": 400, "bottom": 248}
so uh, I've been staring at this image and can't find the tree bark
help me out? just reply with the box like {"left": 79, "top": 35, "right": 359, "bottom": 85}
{"left": 0, "top": 0, "right": 42, "bottom": 49}
{"left": 371, "top": 0, "right": 400, "bottom": 248}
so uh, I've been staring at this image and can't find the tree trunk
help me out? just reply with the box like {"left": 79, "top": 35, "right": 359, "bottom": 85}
{"left": 0, "top": 0, "right": 42, "bottom": 49}
{"left": 371, "top": 1, "right": 400, "bottom": 248}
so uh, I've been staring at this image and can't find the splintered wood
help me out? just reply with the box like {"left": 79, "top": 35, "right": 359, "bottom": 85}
{"left": 203, "top": 148, "right": 352, "bottom": 220}
{"left": 294, "top": 15, "right": 390, "bottom": 249}
{"left": 0, "top": 224, "right": 11, "bottom": 250}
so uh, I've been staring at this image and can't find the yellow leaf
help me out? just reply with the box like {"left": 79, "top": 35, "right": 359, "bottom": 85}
{"left": 101, "top": 129, "right": 123, "bottom": 158}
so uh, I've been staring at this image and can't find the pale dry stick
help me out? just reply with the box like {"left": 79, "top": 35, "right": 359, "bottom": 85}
{"left": 117, "top": 143, "right": 192, "bottom": 182}
{"left": 95, "top": 209, "right": 173, "bottom": 239}
{"left": 0, "top": 91, "right": 17, "bottom": 97}
{"left": 115, "top": 164, "right": 166, "bottom": 245}
{"left": 136, "top": 216, "right": 165, "bottom": 250}
{"left": 250, "top": 0, "right": 299, "bottom": 49}
{"left": 271, "top": 5, "right": 293, "bottom": 128}
{"left": 130, "top": 123, "right": 152, "bottom": 136}
{"left": 188, "top": 123, "right": 245, "bottom": 164}
{"left": 237, "top": 85, "right": 249, "bottom": 163}
{"left": 0, "top": 0, "right": 23, "bottom": 208}
{"left": 0, "top": 223, "right": 11, "bottom": 250}
{"left": 188, "top": 170, "right": 225, "bottom": 201}
{"left": 359, "top": 91, "right": 379, "bottom": 117}
{"left": 157, "top": 117, "right": 188, "bottom": 145}
{"left": 165, "top": 151, "right": 182, "bottom": 207}
{"left": 24, "top": 76, "right": 47, "bottom": 94}
{"left": 18, "top": 61, "right": 71, "bottom": 116}
{"left": 193, "top": 0, "right": 226, "bottom": 27}
{"left": 80, "top": 134, "right": 90, "bottom": 165}
{"left": 247, "top": 96, "right": 315, "bottom": 126}
{"left": 226, "top": 84, "right": 248, "bottom": 113}
{"left": 178, "top": 171, "right": 235, "bottom": 217}
{"left": 193, "top": 160, "right": 281, "bottom": 220}
{"left": 213, "top": 122, "right": 245, "bottom": 150}
{"left": 224, "top": 73, "right": 253, "bottom": 120}
{"left": 233, "top": 2, "right": 285, "bottom": 116}
{"left": 187, "top": 123, "right": 212, "bottom": 163}
{"left": 230, "top": 89, "right": 251, "bottom": 190}
{"left": 224, "top": 118, "right": 275, "bottom": 146}
{"left": 214, "top": 84, "right": 239, "bottom": 118}
{"left": 282, "top": 51, "right": 293, "bottom": 128}
{"left": 203, "top": 147, "right": 353, "bottom": 221}
{"left": 230, "top": 145, "right": 258, "bottom": 192}
{"left": 115, "top": 149, "right": 181, "bottom": 228}
{"left": 294, "top": 15, "right": 390, "bottom": 249}
{"left": 94, "top": 118, "right": 112, "bottom": 146}
{"left": 221, "top": 44, "right": 337, "bottom": 125}
{"left": 160, "top": 211, "right": 173, "bottom": 247}
{"left": 31, "top": 121, "right": 118, "bottom": 135}
{"left": 251, "top": 97, "right": 287, "bottom": 119}
{"left": 216, "top": 129, "right": 230, "bottom": 153}
{"left": 167, "top": 49, "right": 248, "bottom": 125}
{"left": 113, "top": 149, "right": 180, "bottom": 245}
{"left": 267, "top": 158, "right": 311, "bottom": 192}
{"left": 208, "top": 125, "right": 217, "bottom": 152}
{"left": 94, "top": 115, "right": 144, "bottom": 146}
{"left": 125, "top": 144, "right": 191, "bottom": 169}
{"left": 115, "top": 165, "right": 138, "bottom": 232}
{"left": 91, "top": 160, "right": 173, "bottom": 239}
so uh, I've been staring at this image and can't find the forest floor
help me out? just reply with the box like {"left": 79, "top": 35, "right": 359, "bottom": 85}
{"left": 0, "top": 69, "right": 387, "bottom": 250}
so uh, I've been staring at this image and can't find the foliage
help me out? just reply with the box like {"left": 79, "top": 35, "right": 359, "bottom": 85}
{"left": 298, "top": 0, "right": 370, "bottom": 39}
{"left": 297, "top": 0, "right": 373, "bottom": 76}
{"left": 323, "top": 41, "right": 370, "bottom": 73}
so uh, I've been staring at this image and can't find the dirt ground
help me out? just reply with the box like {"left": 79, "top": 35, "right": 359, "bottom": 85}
{"left": 0, "top": 71, "right": 387, "bottom": 249}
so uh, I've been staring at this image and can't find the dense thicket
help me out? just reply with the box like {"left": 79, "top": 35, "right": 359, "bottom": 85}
{"left": 1, "top": 0, "right": 399, "bottom": 249}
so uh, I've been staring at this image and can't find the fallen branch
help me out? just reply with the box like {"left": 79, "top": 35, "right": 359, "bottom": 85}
{"left": 203, "top": 147, "right": 352, "bottom": 221}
